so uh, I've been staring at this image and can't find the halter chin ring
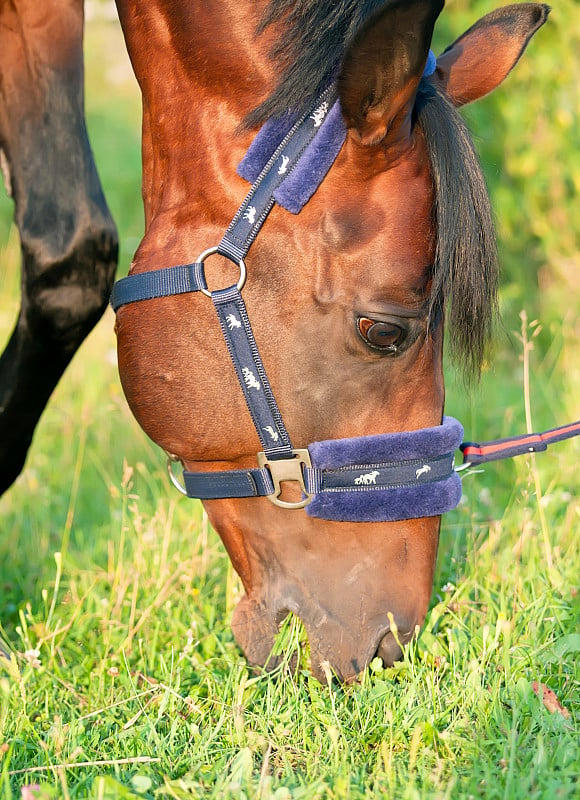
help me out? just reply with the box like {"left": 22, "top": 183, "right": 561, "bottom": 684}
{"left": 257, "top": 449, "right": 313, "bottom": 509}
{"left": 197, "top": 246, "right": 247, "bottom": 297}
{"left": 166, "top": 452, "right": 188, "bottom": 495}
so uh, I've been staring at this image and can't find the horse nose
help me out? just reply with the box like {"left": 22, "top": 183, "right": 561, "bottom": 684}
{"left": 308, "top": 627, "right": 407, "bottom": 683}
{"left": 307, "top": 618, "right": 415, "bottom": 683}
{"left": 376, "top": 629, "right": 404, "bottom": 667}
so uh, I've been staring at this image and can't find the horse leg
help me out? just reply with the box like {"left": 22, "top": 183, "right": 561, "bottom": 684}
{"left": 0, "top": 218, "right": 118, "bottom": 494}
{"left": 0, "top": 0, "right": 118, "bottom": 494}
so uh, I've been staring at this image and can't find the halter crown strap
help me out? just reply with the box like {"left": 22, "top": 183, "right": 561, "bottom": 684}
{"left": 218, "top": 85, "right": 339, "bottom": 262}
{"left": 110, "top": 84, "right": 340, "bottom": 311}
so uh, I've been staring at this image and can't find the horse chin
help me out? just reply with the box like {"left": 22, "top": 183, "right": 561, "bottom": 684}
{"left": 231, "top": 594, "right": 285, "bottom": 673}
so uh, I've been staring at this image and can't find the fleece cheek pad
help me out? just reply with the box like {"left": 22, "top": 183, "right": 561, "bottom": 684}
{"left": 305, "top": 416, "right": 464, "bottom": 523}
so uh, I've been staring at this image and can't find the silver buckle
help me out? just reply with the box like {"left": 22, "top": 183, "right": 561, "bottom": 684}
{"left": 257, "top": 449, "right": 313, "bottom": 509}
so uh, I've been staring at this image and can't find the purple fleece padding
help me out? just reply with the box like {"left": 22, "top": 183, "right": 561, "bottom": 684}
{"left": 308, "top": 417, "right": 463, "bottom": 470}
{"left": 306, "top": 473, "right": 462, "bottom": 522}
{"left": 424, "top": 49, "right": 437, "bottom": 77}
{"left": 237, "top": 50, "right": 436, "bottom": 215}
{"left": 238, "top": 112, "right": 296, "bottom": 184}
{"left": 273, "top": 101, "right": 347, "bottom": 214}
{"left": 238, "top": 101, "right": 346, "bottom": 215}
{"left": 305, "top": 416, "right": 464, "bottom": 523}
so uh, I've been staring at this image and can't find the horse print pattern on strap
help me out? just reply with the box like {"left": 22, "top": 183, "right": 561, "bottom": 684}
{"left": 242, "top": 368, "right": 261, "bottom": 391}
{"left": 226, "top": 314, "right": 242, "bottom": 330}
{"left": 354, "top": 470, "right": 380, "bottom": 486}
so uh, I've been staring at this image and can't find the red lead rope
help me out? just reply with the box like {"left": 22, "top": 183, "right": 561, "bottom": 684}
{"left": 460, "top": 420, "right": 580, "bottom": 466}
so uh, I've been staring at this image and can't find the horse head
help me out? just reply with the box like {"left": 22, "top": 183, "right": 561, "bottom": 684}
{"left": 115, "top": 0, "right": 548, "bottom": 681}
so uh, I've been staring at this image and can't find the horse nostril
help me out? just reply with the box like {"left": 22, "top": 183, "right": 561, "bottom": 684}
{"left": 376, "top": 630, "right": 404, "bottom": 667}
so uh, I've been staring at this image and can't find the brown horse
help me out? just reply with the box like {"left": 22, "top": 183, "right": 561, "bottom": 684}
{"left": 114, "top": 0, "right": 548, "bottom": 681}
{"left": 0, "top": 0, "right": 118, "bottom": 494}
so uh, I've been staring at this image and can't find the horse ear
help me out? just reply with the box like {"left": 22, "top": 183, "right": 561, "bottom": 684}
{"left": 338, "top": 0, "right": 444, "bottom": 147}
{"left": 433, "top": 3, "right": 550, "bottom": 107}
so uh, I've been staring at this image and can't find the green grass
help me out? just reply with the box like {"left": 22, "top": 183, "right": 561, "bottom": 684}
{"left": 0, "top": 6, "right": 578, "bottom": 798}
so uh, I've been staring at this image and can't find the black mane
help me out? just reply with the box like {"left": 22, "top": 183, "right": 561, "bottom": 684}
{"left": 253, "top": 0, "right": 498, "bottom": 379}
{"left": 249, "top": 0, "right": 385, "bottom": 125}
{"left": 415, "top": 82, "right": 498, "bottom": 379}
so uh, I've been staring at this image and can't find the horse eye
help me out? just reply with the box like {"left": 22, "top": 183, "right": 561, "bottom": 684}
{"left": 357, "top": 317, "right": 405, "bottom": 352}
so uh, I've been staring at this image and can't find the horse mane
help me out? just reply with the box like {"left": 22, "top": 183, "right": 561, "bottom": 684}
{"left": 415, "top": 82, "right": 498, "bottom": 380}
{"left": 251, "top": 0, "right": 499, "bottom": 379}
{"left": 248, "top": 0, "right": 385, "bottom": 125}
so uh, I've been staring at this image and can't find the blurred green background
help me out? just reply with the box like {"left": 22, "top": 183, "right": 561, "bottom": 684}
{"left": 435, "top": 0, "right": 579, "bottom": 320}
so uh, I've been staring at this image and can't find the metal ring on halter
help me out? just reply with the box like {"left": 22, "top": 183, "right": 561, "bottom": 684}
{"left": 197, "top": 246, "right": 247, "bottom": 298}
{"left": 166, "top": 452, "right": 188, "bottom": 496}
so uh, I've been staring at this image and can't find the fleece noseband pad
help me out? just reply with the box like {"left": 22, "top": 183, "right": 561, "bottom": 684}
{"left": 305, "top": 417, "right": 464, "bottom": 522}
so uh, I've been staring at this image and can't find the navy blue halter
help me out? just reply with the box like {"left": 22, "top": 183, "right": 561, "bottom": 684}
{"left": 111, "top": 54, "right": 579, "bottom": 522}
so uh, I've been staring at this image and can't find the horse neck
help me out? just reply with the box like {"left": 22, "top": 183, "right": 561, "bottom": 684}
{"left": 116, "top": 0, "right": 277, "bottom": 225}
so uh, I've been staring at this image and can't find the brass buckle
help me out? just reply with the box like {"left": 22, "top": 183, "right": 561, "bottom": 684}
{"left": 257, "top": 449, "right": 313, "bottom": 509}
